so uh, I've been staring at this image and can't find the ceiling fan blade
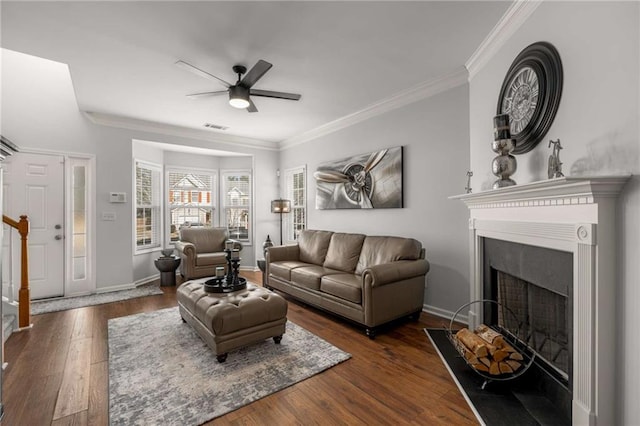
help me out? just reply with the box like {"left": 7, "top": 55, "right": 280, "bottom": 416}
{"left": 239, "top": 60, "right": 272, "bottom": 89}
{"left": 186, "top": 90, "right": 228, "bottom": 99}
{"left": 250, "top": 89, "right": 301, "bottom": 101}
{"left": 175, "top": 60, "right": 231, "bottom": 88}
{"left": 247, "top": 98, "right": 258, "bottom": 113}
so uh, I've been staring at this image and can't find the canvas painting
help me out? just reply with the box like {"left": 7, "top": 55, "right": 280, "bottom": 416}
{"left": 313, "top": 146, "right": 403, "bottom": 209}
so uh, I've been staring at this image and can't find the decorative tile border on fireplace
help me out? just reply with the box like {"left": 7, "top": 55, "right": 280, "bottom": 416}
{"left": 451, "top": 175, "right": 630, "bottom": 426}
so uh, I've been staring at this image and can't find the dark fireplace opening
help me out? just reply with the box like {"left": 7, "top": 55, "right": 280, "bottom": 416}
{"left": 483, "top": 237, "right": 573, "bottom": 423}
{"left": 495, "top": 270, "right": 570, "bottom": 379}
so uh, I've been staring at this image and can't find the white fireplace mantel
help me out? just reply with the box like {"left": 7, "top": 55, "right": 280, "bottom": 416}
{"left": 451, "top": 175, "right": 631, "bottom": 426}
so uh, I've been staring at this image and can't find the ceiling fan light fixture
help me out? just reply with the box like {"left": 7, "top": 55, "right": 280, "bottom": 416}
{"left": 228, "top": 86, "right": 250, "bottom": 109}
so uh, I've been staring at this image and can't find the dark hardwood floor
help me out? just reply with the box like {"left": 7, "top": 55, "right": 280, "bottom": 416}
{"left": 2, "top": 271, "right": 477, "bottom": 425}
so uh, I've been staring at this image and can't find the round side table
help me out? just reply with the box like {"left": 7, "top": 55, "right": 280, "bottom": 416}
{"left": 155, "top": 256, "right": 181, "bottom": 286}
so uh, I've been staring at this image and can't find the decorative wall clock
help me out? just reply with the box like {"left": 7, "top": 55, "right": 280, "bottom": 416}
{"left": 497, "top": 41, "right": 563, "bottom": 154}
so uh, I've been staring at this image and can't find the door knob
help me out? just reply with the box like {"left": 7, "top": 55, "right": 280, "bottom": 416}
{"left": 55, "top": 224, "right": 62, "bottom": 229}
{"left": 55, "top": 235, "right": 63, "bottom": 240}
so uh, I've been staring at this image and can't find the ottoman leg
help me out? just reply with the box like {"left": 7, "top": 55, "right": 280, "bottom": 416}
{"left": 217, "top": 353, "right": 228, "bottom": 363}
{"left": 273, "top": 335, "right": 283, "bottom": 344}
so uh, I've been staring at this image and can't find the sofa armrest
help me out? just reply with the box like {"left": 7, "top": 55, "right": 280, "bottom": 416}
{"left": 174, "top": 241, "right": 196, "bottom": 258}
{"left": 362, "top": 259, "right": 430, "bottom": 288}
{"left": 266, "top": 244, "right": 300, "bottom": 263}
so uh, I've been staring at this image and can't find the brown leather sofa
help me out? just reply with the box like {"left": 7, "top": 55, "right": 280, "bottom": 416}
{"left": 174, "top": 227, "right": 243, "bottom": 279}
{"left": 266, "top": 229, "right": 429, "bottom": 338}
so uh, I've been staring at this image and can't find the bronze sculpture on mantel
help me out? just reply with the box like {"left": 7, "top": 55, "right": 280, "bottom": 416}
{"left": 547, "top": 139, "right": 564, "bottom": 179}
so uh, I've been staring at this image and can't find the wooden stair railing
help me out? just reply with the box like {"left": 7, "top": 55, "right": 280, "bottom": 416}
{"left": 2, "top": 215, "right": 30, "bottom": 328}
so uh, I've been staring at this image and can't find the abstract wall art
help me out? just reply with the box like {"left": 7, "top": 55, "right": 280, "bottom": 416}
{"left": 313, "top": 146, "right": 403, "bottom": 210}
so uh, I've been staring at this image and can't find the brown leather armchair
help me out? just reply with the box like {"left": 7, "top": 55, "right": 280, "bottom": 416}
{"left": 174, "top": 227, "right": 243, "bottom": 280}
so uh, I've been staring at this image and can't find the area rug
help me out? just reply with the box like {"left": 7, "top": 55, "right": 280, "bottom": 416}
{"left": 109, "top": 307, "right": 351, "bottom": 425}
{"left": 31, "top": 285, "right": 163, "bottom": 315}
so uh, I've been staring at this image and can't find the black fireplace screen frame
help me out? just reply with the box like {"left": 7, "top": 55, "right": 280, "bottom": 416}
{"left": 482, "top": 237, "right": 573, "bottom": 388}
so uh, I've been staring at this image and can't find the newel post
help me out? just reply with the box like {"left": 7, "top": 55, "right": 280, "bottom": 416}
{"left": 17, "top": 215, "right": 30, "bottom": 328}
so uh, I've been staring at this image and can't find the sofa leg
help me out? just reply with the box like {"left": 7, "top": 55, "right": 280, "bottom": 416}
{"left": 217, "top": 353, "right": 228, "bottom": 363}
{"left": 409, "top": 311, "right": 421, "bottom": 322}
{"left": 365, "top": 328, "right": 377, "bottom": 340}
{"left": 273, "top": 335, "right": 282, "bottom": 344}
{"left": 181, "top": 316, "right": 186, "bottom": 323}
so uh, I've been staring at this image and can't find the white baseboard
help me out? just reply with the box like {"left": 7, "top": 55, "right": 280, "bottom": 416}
{"left": 96, "top": 282, "right": 139, "bottom": 294}
{"left": 423, "top": 304, "right": 469, "bottom": 325}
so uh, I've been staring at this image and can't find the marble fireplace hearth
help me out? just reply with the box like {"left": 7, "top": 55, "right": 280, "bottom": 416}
{"left": 451, "top": 176, "right": 629, "bottom": 426}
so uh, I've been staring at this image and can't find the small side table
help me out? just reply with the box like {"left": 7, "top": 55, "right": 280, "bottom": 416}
{"left": 257, "top": 258, "right": 267, "bottom": 286}
{"left": 155, "top": 256, "right": 181, "bottom": 286}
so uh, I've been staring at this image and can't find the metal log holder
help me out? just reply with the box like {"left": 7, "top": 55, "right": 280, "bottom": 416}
{"left": 446, "top": 299, "right": 536, "bottom": 390}
{"left": 203, "top": 248, "right": 247, "bottom": 293}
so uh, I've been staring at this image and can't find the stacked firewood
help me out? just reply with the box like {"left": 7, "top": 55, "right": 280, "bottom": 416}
{"left": 454, "top": 324, "right": 523, "bottom": 375}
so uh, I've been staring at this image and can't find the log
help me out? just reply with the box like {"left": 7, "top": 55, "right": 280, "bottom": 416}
{"left": 489, "top": 361, "right": 501, "bottom": 376}
{"left": 506, "top": 360, "right": 522, "bottom": 371}
{"left": 493, "top": 349, "right": 510, "bottom": 362}
{"left": 499, "top": 361, "right": 514, "bottom": 374}
{"left": 455, "top": 328, "right": 495, "bottom": 358}
{"left": 475, "top": 324, "right": 507, "bottom": 347}
{"left": 509, "top": 351, "right": 524, "bottom": 361}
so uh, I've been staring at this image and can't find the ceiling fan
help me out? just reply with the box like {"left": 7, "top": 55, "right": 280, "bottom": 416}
{"left": 175, "top": 59, "right": 301, "bottom": 113}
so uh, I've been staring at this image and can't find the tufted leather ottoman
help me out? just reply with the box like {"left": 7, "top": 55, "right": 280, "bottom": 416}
{"left": 177, "top": 279, "right": 288, "bottom": 362}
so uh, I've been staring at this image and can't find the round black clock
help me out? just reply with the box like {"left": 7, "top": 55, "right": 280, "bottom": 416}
{"left": 497, "top": 42, "right": 563, "bottom": 154}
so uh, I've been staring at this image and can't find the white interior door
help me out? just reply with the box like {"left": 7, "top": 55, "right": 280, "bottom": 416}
{"left": 4, "top": 153, "right": 65, "bottom": 299}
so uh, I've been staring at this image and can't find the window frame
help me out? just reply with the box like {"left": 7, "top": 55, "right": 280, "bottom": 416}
{"left": 221, "top": 169, "right": 253, "bottom": 245}
{"left": 134, "top": 160, "right": 163, "bottom": 254}
{"left": 284, "top": 165, "right": 307, "bottom": 243}
{"left": 165, "top": 166, "right": 217, "bottom": 245}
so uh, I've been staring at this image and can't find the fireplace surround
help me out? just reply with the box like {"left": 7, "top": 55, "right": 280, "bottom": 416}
{"left": 452, "top": 176, "right": 630, "bottom": 426}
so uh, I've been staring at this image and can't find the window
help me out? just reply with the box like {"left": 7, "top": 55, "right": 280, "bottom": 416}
{"left": 222, "top": 170, "right": 252, "bottom": 242}
{"left": 284, "top": 166, "right": 306, "bottom": 242}
{"left": 167, "top": 168, "right": 216, "bottom": 243}
{"left": 135, "top": 160, "right": 162, "bottom": 252}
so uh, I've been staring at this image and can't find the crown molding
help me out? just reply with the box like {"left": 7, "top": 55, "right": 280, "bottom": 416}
{"left": 465, "top": 0, "right": 543, "bottom": 80}
{"left": 84, "top": 111, "right": 278, "bottom": 152}
{"left": 279, "top": 66, "right": 469, "bottom": 150}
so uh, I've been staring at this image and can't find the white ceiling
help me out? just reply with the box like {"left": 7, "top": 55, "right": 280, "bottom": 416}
{"left": 1, "top": 1, "right": 511, "bottom": 147}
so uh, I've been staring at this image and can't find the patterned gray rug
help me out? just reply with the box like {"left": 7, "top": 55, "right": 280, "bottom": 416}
{"left": 31, "top": 285, "right": 164, "bottom": 315}
{"left": 108, "top": 307, "right": 351, "bottom": 425}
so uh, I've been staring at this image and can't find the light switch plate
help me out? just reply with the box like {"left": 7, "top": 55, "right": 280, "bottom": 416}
{"left": 102, "top": 212, "right": 117, "bottom": 221}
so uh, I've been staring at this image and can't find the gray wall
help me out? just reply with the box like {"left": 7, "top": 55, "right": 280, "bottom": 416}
{"left": 279, "top": 84, "right": 472, "bottom": 316}
{"left": 468, "top": 2, "right": 640, "bottom": 423}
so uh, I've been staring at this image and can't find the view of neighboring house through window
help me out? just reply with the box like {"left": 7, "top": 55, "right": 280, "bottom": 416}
{"left": 285, "top": 165, "right": 306, "bottom": 242}
{"left": 135, "top": 160, "right": 162, "bottom": 252}
{"left": 167, "top": 168, "right": 216, "bottom": 242}
{"left": 222, "top": 170, "right": 251, "bottom": 242}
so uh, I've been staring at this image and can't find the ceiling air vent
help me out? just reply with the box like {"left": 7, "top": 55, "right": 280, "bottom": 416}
{"left": 203, "top": 123, "right": 229, "bottom": 131}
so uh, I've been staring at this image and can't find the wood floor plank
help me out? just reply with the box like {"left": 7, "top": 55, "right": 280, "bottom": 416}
{"left": 52, "top": 337, "right": 93, "bottom": 420}
{"left": 3, "top": 271, "right": 478, "bottom": 425}
{"left": 87, "top": 361, "right": 109, "bottom": 426}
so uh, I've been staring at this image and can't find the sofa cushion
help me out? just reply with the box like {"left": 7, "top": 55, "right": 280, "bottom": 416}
{"left": 290, "top": 265, "right": 341, "bottom": 291}
{"left": 355, "top": 236, "right": 423, "bottom": 275}
{"left": 320, "top": 274, "right": 362, "bottom": 304}
{"left": 298, "top": 230, "right": 334, "bottom": 265}
{"left": 269, "top": 260, "right": 309, "bottom": 282}
{"left": 196, "top": 252, "right": 227, "bottom": 266}
{"left": 323, "top": 233, "right": 366, "bottom": 273}
{"left": 179, "top": 227, "right": 227, "bottom": 253}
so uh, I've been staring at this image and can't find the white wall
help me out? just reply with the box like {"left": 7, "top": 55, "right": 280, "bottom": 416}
{"left": 280, "top": 84, "right": 472, "bottom": 315}
{"left": 1, "top": 49, "right": 280, "bottom": 290}
{"left": 468, "top": 2, "right": 640, "bottom": 423}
